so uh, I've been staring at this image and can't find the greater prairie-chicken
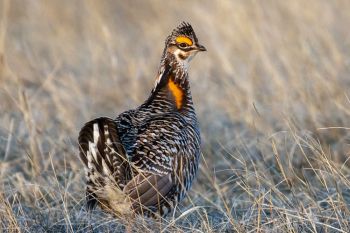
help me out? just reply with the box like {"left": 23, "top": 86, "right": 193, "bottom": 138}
{"left": 78, "top": 22, "right": 206, "bottom": 217}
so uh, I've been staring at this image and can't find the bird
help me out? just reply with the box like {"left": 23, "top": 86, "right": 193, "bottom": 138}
{"left": 78, "top": 22, "right": 206, "bottom": 217}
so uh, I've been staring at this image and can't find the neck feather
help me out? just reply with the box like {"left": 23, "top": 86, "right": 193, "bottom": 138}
{"left": 141, "top": 54, "right": 193, "bottom": 112}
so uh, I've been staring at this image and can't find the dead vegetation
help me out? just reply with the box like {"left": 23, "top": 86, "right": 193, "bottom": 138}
{"left": 1, "top": 0, "right": 350, "bottom": 232}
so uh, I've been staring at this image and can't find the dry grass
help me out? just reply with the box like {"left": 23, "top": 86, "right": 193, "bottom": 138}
{"left": 1, "top": 0, "right": 350, "bottom": 232}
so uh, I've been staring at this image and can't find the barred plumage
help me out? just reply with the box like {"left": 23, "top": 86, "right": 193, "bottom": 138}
{"left": 78, "top": 22, "right": 206, "bottom": 217}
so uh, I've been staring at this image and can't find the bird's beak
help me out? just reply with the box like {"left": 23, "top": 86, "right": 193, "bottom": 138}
{"left": 196, "top": 44, "right": 207, "bottom": 52}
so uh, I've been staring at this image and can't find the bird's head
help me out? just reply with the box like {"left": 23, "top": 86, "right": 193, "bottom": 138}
{"left": 163, "top": 22, "right": 206, "bottom": 67}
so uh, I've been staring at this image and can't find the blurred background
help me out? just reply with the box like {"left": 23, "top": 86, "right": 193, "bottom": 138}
{"left": 1, "top": 0, "right": 350, "bottom": 232}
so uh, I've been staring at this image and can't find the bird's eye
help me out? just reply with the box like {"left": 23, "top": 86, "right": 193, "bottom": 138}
{"left": 179, "top": 43, "right": 188, "bottom": 48}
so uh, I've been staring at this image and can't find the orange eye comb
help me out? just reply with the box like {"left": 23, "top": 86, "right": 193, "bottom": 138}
{"left": 175, "top": 36, "right": 193, "bottom": 46}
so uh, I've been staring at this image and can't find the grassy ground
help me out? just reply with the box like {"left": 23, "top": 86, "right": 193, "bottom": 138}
{"left": 1, "top": 0, "right": 350, "bottom": 232}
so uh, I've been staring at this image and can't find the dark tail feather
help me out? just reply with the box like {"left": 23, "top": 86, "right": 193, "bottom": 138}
{"left": 78, "top": 117, "right": 129, "bottom": 210}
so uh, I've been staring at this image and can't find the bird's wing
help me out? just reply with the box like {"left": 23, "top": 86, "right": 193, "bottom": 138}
{"left": 122, "top": 114, "right": 191, "bottom": 214}
{"left": 123, "top": 173, "right": 173, "bottom": 214}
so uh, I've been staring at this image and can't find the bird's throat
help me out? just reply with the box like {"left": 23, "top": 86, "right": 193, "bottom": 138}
{"left": 168, "top": 79, "right": 184, "bottom": 109}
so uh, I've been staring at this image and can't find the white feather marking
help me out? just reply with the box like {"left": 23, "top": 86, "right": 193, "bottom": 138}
{"left": 102, "top": 159, "right": 110, "bottom": 176}
{"left": 106, "top": 137, "right": 112, "bottom": 145}
{"left": 104, "top": 124, "right": 111, "bottom": 146}
{"left": 87, "top": 150, "right": 93, "bottom": 168}
{"left": 153, "top": 73, "right": 163, "bottom": 90}
{"left": 93, "top": 123, "right": 99, "bottom": 144}
{"left": 174, "top": 49, "right": 190, "bottom": 70}
{"left": 88, "top": 141, "right": 98, "bottom": 162}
